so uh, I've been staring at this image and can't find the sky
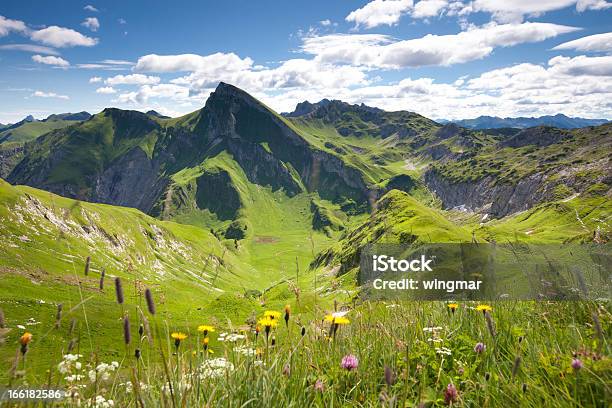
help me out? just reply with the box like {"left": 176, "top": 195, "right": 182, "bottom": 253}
{"left": 0, "top": 0, "right": 611, "bottom": 123}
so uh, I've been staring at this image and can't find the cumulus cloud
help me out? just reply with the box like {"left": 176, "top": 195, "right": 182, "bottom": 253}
{"left": 411, "top": 0, "right": 449, "bottom": 18}
{"left": 548, "top": 55, "right": 612, "bottom": 76}
{"left": 96, "top": 86, "right": 116, "bottom": 94}
{"left": 0, "top": 43, "right": 59, "bottom": 55}
{"left": 31, "top": 54, "right": 69, "bottom": 67}
{"left": 32, "top": 90, "right": 69, "bottom": 99}
{"left": 553, "top": 32, "right": 612, "bottom": 53}
{"left": 346, "top": 0, "right": 414, "bottom": 29}
{"left": 105, "top": 74, "right": 160, "bottom": 86}
{"left": 84, "top": 5, "right": 99, "bottom": 12}
{"left": 0, "top": 15, "right": 27, "bottom": 36}
{"left": 81, "top": 17, "right": 100, "bottom": 32}
{"left": 30, "top": 26, "right": 97, "bottom": 47}
{"left": 575, "top": 0, "right": 612, "bottom": 12}
{"left": 302, "top": 22, "right": 580, "bottom": 68}
{"left": 134, "top": 53, "right": 253, "bottom": 73}
{"left": 89, "top": 76, "right": 102, "bottom": 83}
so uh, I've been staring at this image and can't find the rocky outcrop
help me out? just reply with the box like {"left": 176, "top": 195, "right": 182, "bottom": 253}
{"left": 0, "top": 145, "right": 24, "bottom": 178}
{"left": 92, "top": 147, "right": 168, "bottom": 213}
{"left": 501, "top": 126, "right": 572, "bottom": 148}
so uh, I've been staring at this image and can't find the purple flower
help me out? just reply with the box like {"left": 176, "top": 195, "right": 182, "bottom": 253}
{"left": 341, "top": 354, "right": 359, "bottom": 371}
{"left": 444, "top": 383, "right": 458, "bottom": 405}
{"left": 314, "top": 379, "right": 325, "bottom": 392}
{"left": 474, "top": 342, "right": 486, "bottom": 354}
{"left": 571, "top": 358, "right": 583, "bottom": 371}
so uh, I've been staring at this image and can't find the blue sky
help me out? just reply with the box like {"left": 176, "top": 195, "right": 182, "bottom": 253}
{"left": 0, "top": 0, "right": 611, "bottom": 123}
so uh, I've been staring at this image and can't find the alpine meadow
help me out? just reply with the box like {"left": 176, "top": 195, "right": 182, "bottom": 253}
{"left": 0, "top": 1, "right": 611, "bottom": 407}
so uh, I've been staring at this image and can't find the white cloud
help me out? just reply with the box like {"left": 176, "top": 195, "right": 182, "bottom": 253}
{"left": 116, "top": 84, "right": 191, "bottom": 104}
{"left": 99, "top": 59, "right": 133, "bottom": 65}
{"left": 548, "top": 55, "right": 612, "bottom": 76}
{"left": 320, "top": 19, "right": 332, "bottom": 26}
{"left": 81, "top": 17, "right": 100, "bottom": 32}
{"left": 302, "top": 22, "right": 580, "bottom": 68}
{"left": 346, "top": 0, "right": 414, "bottom": 29}
{"left": 89, "top": 76, "right": 102, "bottom": 83}
{"left": 134, "top": 53, "right": 253, "bottom": 73}
{"left": 84, "top": 5, "right": 99, "bottom": 12}
{"left": 96, "top": 86, "right": 117, "bottom": 94}
{"left": 0, "top": 15, "right": 27, "bottom": 36}
{"left": 105, "top": 74, "right": 161, "bottom": 86}
{"left": 575, "top": 0, "right": 612, "bottom": 12}
{"left": 31, "top": 54, "right": 69, "bottom": 67}
{"left": 553, "top": 32, "right": 612, "bottom": 53}
{"left": 0, "top": 43, "right": 59, "bottom": 55}
{"left": 30, "top": 26, "right": 97, "bottom": 47}
{"left": 118, "top": 18, "right": 127, "bottom": 24}
{"left": 32, "top": 90, "right": 69, "bottom": 99}
{"left": 412, "top": 0, "right": 449, "bottom": 18}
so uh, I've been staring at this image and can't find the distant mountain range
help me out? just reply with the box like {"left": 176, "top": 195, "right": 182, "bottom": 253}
{"left": 440, "top": 114, "right": 609, "bottom": 129}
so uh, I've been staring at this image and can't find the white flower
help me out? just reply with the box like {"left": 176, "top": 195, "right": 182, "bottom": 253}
{"left": 435, "top": 347, "right": 452, "bottom": 356}
{"left": 233, "top": 346, "right": 256, "bottom": 356}
{"left": 218, "top": 333, "right": 246, "bottom": 342}
{"left": 198, "top": 358, "right": 234, "bottom": 378}
{"left": 88, "top": 395, "right": 114, "bottom": 408}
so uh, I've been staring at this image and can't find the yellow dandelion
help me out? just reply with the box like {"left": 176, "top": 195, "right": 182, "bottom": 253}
{"left": 19, "top": 332, "right": 33, "bottom": 346}
{"left": 171, "top": 332, "right": 187, "bottom": 349}
{"left": 258, "top": 317, "right": 278, "bottom": 328}
{"left": 264, "top": 310, "right": 281, "bottom": 320}
{"left": 476, "top": 304, "right": 493, "bottom": 314}
{"left": 171, "top": 332, "right": 188, "bottom": 340}
{"left": 334, "top": 317, "right": 350, "bottom": 325}
{"left": 197, "top": 325, "right": 215, "bottom": 335}
{"left": 448, "top": 303, "right": 459, "bottom": 313}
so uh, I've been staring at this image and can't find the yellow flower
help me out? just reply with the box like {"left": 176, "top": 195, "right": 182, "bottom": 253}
{"left": 334, "top": 317, "right": 350, "bottom": 325}
{"left": 324, "top": 314, "right": 350, "bottom": 325}
{"left": 171, "top": 332, "right": 188, "bottom": 340}
{"left": 264, "top": 311, "right": 281, "bottom": 320}
{"left": 197, "top": 325, "right": 215, "bottom": 334}
{"left": 476, "top": 304, "right": 493, "bottom": 313}
{"left": 448, "top": 303, "right": 459, "bottom": 312}
{"left": 19, "top": 332, "right": 33, "bottom": 346}
{"left": 258, "top": 317, "right": 278, "bottom": 328}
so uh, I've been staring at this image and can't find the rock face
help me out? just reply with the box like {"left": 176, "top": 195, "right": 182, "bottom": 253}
{"left": 0, "top": 145, "right": 24, "bottom": 178}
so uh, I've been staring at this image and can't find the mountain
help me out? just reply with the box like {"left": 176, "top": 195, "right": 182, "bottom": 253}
{"left": 444, "top": 114, "right": 609, "bottom": 129}
{"left": 43, "top": 111, "right": 91, "bottom": 122}
{"left": 146, "top": 110, "right": 170, "bottom": 119}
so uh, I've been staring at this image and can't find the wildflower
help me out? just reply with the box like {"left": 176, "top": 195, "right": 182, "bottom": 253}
{"left": 444, "top": 383, "right": 458, "bottom": 405}
{"left": 123, "top": 316, "right": 131, "bottom": 345}
{"left": 512, "top": 356, "right": 522, "bottom": 378}
{"left": 58, "top": 354, "right": 83, "bottom": 374}
{"left": 145, "top": 288, "right": 156, "bottom": 315}
{"left": 88, "top": 361, "right": 119, "bottom": 382}
{"left": 435, "top": 347, "right": 452, "bottom": 356}
{"left": 341, "top": 354, "right": 358, "bottom": 371}
{"left": 171, "top": 332, "right": 187, "bottom": 349}
{"left": 384, "top": 365, "right": 395, "bottom": 386}
{"left": 19, "top": 332, "right": 32, "bottom": 355}
{"left": 114, "top": 277, "right": 124, "bottom": 305}
{"left": 202, "top": 337, "right": 209, "bottom": 352}
{"left": 258, "top": 317, "right": 278, "bottom": 338}
{"left": 475, "top": 304, "right": 492, "bottom": 314}
{"left": 234, "top": 346, "right": 256, "bottom": 356}
{"left": 284, "top": 305, "right": 290, "bottom": 327}
{"left": 571, "top": 358, "right": 583, "bottom": 371}
{"left": 84, "top": 256, "right": 90, "bottom": 276}
{"left": 55, "top": 304, "right": 63, "bottom": 328}
{"left": 90, "top": 395, "right": 114, "bottom": 408}
{"left": 325, "top": 314, "right": 350, "bottom": 338}
{"left": 197, "top": 325, "right": 215, "bottom": 336}
{"left": 99, "top": 268, "right": 105, "bottom": 290}
{"left": 198, "top": 358, "right": 234, "bottom": 379}
{"left": 218, "top": 332, "right": 246, "bottom": 343}
{"left": 314, "top": 379, "right": 325, "bottom": 392}
{"left": 474, "top": 342, "right": 486, "bottom": 354}
{"left": 448, "top": 303, "right": 459, "bottom": 313}
{"left": 264, "top": 310, "right": 281, "bottom": 320}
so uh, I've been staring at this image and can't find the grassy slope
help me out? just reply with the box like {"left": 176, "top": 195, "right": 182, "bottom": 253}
{"left": 0, "top": 120, "right": 78, "bottom": 146}
{"left": 0, "top": 178, "right": 270, "bottom": 375}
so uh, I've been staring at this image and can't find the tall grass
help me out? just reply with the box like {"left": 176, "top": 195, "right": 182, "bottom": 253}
{"left": 3, "top": 296, "right": 610, "bottom": 407}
